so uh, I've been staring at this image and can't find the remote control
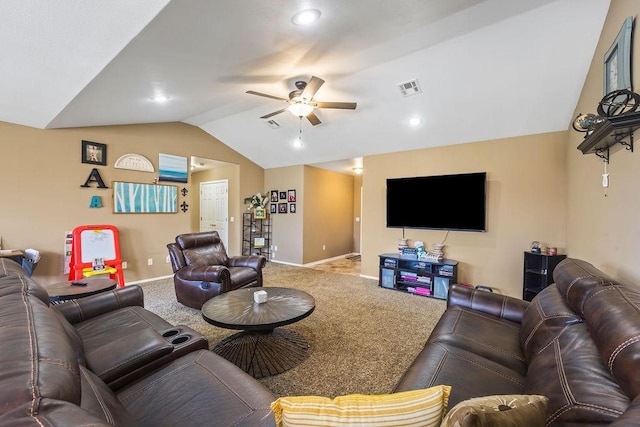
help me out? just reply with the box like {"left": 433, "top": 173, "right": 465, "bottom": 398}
{"left": 70, "top": 282, "right": 88, "bottom": 286}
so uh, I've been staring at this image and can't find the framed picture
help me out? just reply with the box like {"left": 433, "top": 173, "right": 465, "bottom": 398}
{"left": 290, "top": 203, "right": 296, "bottom": 213}
{"left": 82, "top": 140, "right": 107, "bottom": 166}
{"left": 254, "top": 207, "right": 266, "bottom": 219}
{"left": 279, "top": 191, "right": 287, "bottom": 200}
{"left": 270, "top": 203, "right": 277, "bottom": 214}
{"left": 288, "top": 189, "right": 296, "bottom": 202}
{"left": 271, "top": 190, "right": 279, "bottom": 202}
{"left": 158, "top": 153, "right": 188, "bottom": 183}
{"left": 278, "top": 203, "right": 288, "bottom": 213}
{"left": 113, "top": 182, "right": 177, "bottom": 213}
{"left": 604, "top": 16, "right": 633, "bottom": 95}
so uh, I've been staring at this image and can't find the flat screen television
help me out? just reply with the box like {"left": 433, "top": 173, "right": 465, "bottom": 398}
{"left": 386, "top": 172, "right": 486, "bottom": 232}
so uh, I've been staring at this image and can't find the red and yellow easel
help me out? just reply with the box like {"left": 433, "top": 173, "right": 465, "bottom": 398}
{"left": 68, "top": 225, "right": 125, "bottom": 287}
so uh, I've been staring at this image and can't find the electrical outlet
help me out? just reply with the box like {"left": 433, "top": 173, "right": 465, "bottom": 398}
{"left": 165, "top": 255, "right": 170, "bottom": 263}
{"left": 147, "top": 258, "right": 153, "bottom": 266}
{"left": 122, "top": 261, "right": 127, "bottom": 269}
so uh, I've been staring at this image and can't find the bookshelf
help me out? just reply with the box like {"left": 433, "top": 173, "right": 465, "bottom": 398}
{"left": 242, "top": 213, "right": 271, "bottom": 260}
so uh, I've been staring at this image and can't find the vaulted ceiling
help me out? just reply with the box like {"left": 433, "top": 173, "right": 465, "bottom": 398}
{"left": 1, "top": 0, "right": 610, "bottom": 173}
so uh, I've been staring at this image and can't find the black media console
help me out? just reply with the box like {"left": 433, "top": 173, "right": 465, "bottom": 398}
{"left": 378, "top": 253, "right": 458, "bottom": 300}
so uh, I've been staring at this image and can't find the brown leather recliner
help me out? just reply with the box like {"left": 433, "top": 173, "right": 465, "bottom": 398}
{"left": 167, "top": 231, "right": 266, "bottom": 309}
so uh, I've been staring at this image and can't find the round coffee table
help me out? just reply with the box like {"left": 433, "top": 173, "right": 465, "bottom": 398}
{"left": 201, "top": 287, "right": 315, "bottom": 378}
{"left": 43, "top": 277, "right": 118, "bottom": 304}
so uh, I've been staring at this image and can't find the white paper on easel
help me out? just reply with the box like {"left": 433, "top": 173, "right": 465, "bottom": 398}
{"left": 80, "top": 229, "right": 116, "bottom": 263}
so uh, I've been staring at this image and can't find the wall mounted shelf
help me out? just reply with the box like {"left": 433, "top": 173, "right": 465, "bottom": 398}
{"left": 577, "top": 111, "right": 640, "bottom": 162}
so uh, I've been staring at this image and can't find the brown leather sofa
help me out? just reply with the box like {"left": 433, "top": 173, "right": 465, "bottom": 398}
{"left": 0, "top": 258, "right": 275, "bottom": 426}
{"left": 167, "top": 231, "right": 266, "bottom": 309}
{"left": 394, "top": 257, "right": 640, "bottom": 425}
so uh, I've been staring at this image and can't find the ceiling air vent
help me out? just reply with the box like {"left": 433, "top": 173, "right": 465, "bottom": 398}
{"left": 397, "top": 79, "right": 421, "bottom": 97}
{"left": 265, "top": 119, "right": 280, "bottom": 129}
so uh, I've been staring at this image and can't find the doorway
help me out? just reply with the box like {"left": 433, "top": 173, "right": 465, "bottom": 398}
{"left": 200, "top": 180, "right": 228, "bottom": 244}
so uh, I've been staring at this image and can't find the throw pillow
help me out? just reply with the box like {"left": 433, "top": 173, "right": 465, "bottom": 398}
{"left": 271, "top": 385, "right": 451, "bottom": 427}
{"left": 440, "top": 394, "right": 548, "bottom": 427}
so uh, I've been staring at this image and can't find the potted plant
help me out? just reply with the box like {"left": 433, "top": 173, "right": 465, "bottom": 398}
{"left": 243, "top": 192, "right": 269, "bottom": 218}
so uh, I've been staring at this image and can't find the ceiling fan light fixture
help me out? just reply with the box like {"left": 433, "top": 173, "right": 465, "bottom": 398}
{"left": 288, "top": 103, "right": 314, "bottom": 117}
{"left": 292, "top": 9, "right": 321, "bottom": 25}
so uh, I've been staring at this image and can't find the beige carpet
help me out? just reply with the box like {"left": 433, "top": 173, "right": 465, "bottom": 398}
{"left": 307, "top": 255, "right": 361, "bottom": 276}
{"left": 140, "top": 262, "right": 445, "bottom": 398}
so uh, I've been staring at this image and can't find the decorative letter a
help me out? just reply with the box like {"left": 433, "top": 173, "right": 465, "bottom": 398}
{"left": 81, "top": 168, "right": 108, "bottom": 188}
{"left": 89, "top": 196, "right": 102, "bottom": 208}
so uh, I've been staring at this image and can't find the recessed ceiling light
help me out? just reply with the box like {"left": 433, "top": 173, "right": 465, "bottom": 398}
{"left": 151, "top": 95, "right": 169, "bottom": 103}
{"left": 292, "top": 9, "right": 321, "bottom": 25}
{"left": 409, "top": 117, "right": 421, "bottom": 126}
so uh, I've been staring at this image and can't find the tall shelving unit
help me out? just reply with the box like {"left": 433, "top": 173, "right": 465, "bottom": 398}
{"left": 522, "top": 251, "right": 566, "bottom": 301}
{"left": 242, "top": 213, "right": 271, "bottom": 260}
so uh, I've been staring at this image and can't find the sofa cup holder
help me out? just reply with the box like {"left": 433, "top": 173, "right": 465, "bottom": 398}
{"left": 162, "top": 329, "right": 180, "bottom": 338}
{"left": 171, "top": 335, "right": 191, "bottom": 345}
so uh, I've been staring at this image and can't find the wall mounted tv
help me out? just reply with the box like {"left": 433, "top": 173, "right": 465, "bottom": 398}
{"left": 386, "top": 172, "right": 487, "bottom": 232}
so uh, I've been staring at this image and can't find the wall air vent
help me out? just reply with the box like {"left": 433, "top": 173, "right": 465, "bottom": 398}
{"left": 266, "top": 119, "right": 280, "bottom": 129}
{"left": 397, "top": 79, "right": 421, "bottom": 97}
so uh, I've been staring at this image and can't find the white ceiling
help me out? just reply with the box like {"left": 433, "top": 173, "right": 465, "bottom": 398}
{"left": 2, "top": 0, "right": 610, "bottom": 174}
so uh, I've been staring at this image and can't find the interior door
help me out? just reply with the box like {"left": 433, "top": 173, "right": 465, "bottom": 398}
{"left": 200, "top": 180, "right": 228, "bottom": 244}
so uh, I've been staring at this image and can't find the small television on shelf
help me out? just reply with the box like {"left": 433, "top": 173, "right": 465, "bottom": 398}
{"left": 386, "top": 172, "right": 487, "bottom": 232}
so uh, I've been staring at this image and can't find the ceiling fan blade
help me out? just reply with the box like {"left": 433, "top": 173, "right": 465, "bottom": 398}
{"left": 306, "top": 111, "right": 322, "bottom": 126}
{"left": 260, "top": 107, "right": 289, "bottom": 119}
{"left": 301, "top": 76, "right": 325, "bottom": 100}
{"left": 315, "top": 101, "right": 357, "bottom": 110}
{"left": 246, "top": 90, "right": 288, "bottom": 102}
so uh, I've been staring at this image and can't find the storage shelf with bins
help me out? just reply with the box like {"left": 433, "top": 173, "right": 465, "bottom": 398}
{"left": 242, "top": 213, "right": 271, "bottom": 260}
{"left": 522, "top": 251, "right": 566, "bottom": 301}
{"left": 379, "top": 253, "right": 458, "bottom": 300}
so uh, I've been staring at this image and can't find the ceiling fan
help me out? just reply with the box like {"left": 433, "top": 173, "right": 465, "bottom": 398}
{"left": 246, "top": 76, "right": 357, "bottom": 126}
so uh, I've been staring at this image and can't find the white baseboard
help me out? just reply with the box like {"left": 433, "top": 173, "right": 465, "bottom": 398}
{"left": 303, "top": 253, "right": 359, "bottom": 267}
{"left": 269, "top": 259, "right": 303, "bottom": 267}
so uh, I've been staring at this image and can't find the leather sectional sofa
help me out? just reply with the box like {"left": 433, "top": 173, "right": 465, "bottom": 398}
{"left": 395, "top": 257, "right": 640, "bottom": 425}
{"left": 0, "top": 258, "right": 275, "bottom": 426}
{"left": 3, "top": 253, "right": 639, "bottom": 426}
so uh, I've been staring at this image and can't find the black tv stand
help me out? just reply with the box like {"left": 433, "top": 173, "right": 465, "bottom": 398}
{"left": 378, "top": 253, "right": 458, "bottom": 300}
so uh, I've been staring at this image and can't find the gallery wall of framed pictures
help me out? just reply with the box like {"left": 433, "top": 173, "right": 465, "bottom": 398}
{"left": 270, "top": 189, "right": 296, "bottom": 214}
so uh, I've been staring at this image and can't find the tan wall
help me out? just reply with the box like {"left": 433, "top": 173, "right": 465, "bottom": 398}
{"left": 303, "top": 166, "right": 354, "bottom": 263}
{"left": 0, "top": 121, "right": 263, "bottom": 284}
{"left": 361, "top": 132, "right": 568, "bottom": 298}
{"left": 353, "top": 174, "right": 362, "bottom": 253}
{"left": 567, "top": 1, "right": 640, "bottom": 283}
{"left": 265, "top": 165, "right": 304, "bottom": 264}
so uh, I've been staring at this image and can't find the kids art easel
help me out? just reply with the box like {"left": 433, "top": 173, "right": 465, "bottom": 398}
{"left": 68, "top": 225, "right": 125, "bottom": 287}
